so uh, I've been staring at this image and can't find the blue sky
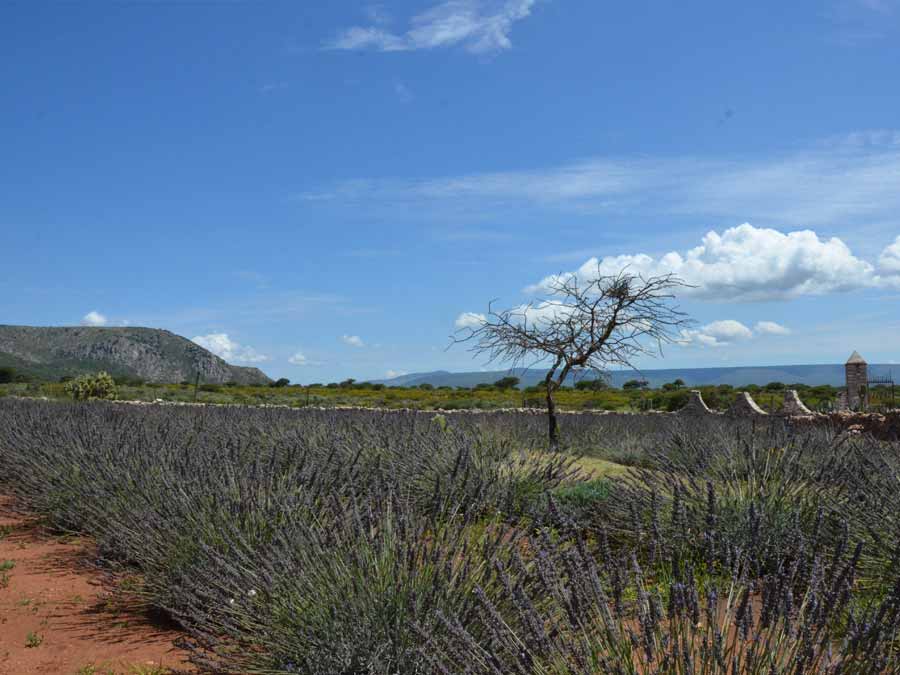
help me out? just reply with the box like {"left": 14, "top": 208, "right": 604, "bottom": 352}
{"left": 2, "top": 0, "right": 899, "bottom": 382}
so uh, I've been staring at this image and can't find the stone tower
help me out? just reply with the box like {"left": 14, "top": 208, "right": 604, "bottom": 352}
{"left": 845, "top": 351, "right": 868, "bottom": 411}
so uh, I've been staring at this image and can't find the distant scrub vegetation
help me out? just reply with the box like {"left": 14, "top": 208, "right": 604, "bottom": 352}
{"left": 0, "top": 375, "right": 847, "bottom": 413}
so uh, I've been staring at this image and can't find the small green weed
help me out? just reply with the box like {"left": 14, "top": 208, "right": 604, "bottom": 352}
{"left": 25, "top": 631, "right": 43, "bottom": 648}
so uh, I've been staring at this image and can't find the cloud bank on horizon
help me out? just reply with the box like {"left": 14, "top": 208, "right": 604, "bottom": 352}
{"left": 525, "top": 225, "right": 900, "bottom": 302}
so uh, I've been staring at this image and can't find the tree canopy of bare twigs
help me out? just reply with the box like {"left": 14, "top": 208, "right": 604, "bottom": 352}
{"left": 452, "top": 267, "right": 692, "bottom": 447}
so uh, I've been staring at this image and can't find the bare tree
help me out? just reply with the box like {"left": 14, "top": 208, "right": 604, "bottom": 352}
{"left": 452, "top": 267, "right": 692, "bottom": 449}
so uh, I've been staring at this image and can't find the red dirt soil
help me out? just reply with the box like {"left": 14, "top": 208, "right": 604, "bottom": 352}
{"left": 0, "top": 496, "right": 193, "bottom": 674}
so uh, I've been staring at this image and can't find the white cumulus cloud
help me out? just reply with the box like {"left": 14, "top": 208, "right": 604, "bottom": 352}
{"left": 191, "top": 333, "right": 269, "bottom": 364}
{"left": 680, "top": 319, "right": 793, "bottom": 347}
{"left": 680, "top": 320, "right": 754, "bottom": 347}
{"left": 454, "top": 312, "right": 487, "bottom": 329}
{"left": 754, "top": 321, "right": 791, "bottom": 336}
{"left": 879, "top": 235, "right": 900, "bottom": 273}
{"left": 385, "top": 369, "right": 408, "bottom": 378}
{"left": 81, "top": 310, "right": 108, "bottom": 327}
{"left": 288, "top": 351, "right": 323, "bottom": 367}
{"left": 328, "top": 0, "right": 536, "bottom": 54}
{"left": 342, "top": 334, "right": 365, "bottom": 348}
{"left": 527, "top": 223, "right": 894, "bottom": 302}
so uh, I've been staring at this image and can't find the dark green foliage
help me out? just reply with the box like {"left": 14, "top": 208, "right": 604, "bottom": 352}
{"left": 574, "top": 377, "right": 607, "bottom": 391}
{"left": 63, "top": 371, "right": 117, "bottom": 400}
{"left": 661, "top": 378, "right": 684, "bottom": 391}
{"left": 492, "top": 376, "right": 520, "bottom": 389}
{"left": 270, "top": 377, "right": 290, "bottom": 388}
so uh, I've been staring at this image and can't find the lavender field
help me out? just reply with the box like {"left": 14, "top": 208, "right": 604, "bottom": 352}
{"left": 1, "top": 398, "right": 898, "bottom": 674}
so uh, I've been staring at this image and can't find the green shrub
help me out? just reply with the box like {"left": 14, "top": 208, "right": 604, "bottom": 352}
{"left": 64, "top": 372, "right": 118, "bottom": 401}
{"left": 493, "top": 376, "right": 520, "bottom": 389}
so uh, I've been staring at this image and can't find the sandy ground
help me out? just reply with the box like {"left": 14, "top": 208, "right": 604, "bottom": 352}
{"left": 0, "top": 496, "right": 193, "bottom": 674}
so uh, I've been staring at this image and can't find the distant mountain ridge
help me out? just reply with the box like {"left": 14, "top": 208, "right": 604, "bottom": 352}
{"left": 0, "top": 325, "right": 271, "bottom": 385}
{"left": 375, "top": 363, "right": 897, "bottom": 389}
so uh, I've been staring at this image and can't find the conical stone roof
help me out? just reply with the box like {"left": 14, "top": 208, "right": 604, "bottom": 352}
{"left": 846, "top": 350, "right": 867, "bottom": 365}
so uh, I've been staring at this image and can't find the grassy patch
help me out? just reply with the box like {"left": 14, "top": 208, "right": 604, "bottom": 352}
{"left": 570, "top": 455, "right": 629, "bottom": 477}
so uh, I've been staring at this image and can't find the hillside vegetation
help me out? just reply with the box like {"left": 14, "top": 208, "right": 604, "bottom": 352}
{"left": 0, "top": 325, "right": 270, "bottom": 385}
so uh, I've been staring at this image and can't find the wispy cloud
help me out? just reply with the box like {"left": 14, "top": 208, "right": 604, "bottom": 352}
{"left": 394, "top": 81, "right": 414, "bottom": 103}
{"left": 327, "top": 0, "right": 536, "bottom": 54}
{"left": 259, "top": 81, "right": 288, "bottom": 93}
{"left": 295, "top": 131, "right": 900, "bottom": 230}
{"left": 824, "top": 0, "right": 900, "bottom": 45}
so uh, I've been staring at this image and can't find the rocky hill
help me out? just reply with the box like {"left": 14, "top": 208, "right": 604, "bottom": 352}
{"left": 0, "top": 325, "right": 271, "bottom": 385}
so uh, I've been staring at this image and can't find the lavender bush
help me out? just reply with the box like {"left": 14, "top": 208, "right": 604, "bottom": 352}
{"left": 0, "top": 398, "right": 898, "bottom": 673}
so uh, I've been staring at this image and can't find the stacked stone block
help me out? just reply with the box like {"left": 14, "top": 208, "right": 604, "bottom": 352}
{"left": 845, "top": 351, "right": 868, "bottom": 411}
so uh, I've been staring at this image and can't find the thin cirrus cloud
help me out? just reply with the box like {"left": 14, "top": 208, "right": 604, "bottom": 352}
{"left": 526, "top": 224, "right": 900, "bottom": 302}
{"left": 296, "top": 131, "right": 900, "bottom": 229}
{"left": 81, "top": 310, "right": 108, "bottom": 327}
{"left": 191, "top": 333, "right": 269, "bottom": 364}
{"left": 326, "top": 0, "right": 536, "bottom": 54}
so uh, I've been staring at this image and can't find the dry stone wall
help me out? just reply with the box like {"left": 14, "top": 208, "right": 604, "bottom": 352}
{"left": 728, "top": 391, "right": 768, "bottom": 417}
{"left": 678, "top": 390, "right": 714, "bottom": 416}
{"left": 779, "top": 390, "right": 814, "bottom": 416}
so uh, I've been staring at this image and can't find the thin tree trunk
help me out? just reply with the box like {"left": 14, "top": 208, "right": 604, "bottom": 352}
{"left": 544, "top": 358, "right": 563, "bottom": 450}
{"left": 545, "top": 383, "right": 559, "bottom": 450}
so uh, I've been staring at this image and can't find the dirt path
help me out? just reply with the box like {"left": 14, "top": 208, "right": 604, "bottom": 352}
{"left": 0, "top": 496, "right": 193, "bottom": 674}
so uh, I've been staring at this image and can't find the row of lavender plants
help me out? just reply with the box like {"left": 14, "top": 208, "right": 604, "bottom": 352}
{"left": 0, "top": 398, "right": 898, "bottom": 673}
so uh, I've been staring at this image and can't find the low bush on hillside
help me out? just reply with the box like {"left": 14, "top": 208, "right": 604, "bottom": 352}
{"left": 63, "top": 371, "right": 117, "bottom": 401}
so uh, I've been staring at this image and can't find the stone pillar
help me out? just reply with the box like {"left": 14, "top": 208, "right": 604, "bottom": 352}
{"left": 845, "top": 351, "right": 868, "bottom": 411}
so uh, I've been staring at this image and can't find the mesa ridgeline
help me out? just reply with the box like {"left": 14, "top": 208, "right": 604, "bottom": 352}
{"left": 0, "top": 325, "right": 271, "bottom": 385}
